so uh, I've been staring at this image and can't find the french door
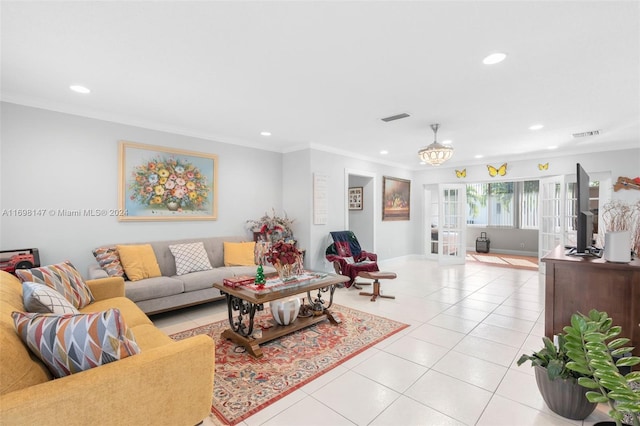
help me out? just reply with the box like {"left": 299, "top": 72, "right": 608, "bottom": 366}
{"left": 437, "top": 184, "right": 467, "bottom": 265}
{"left": 538, "top": 175, "right": 565, "bottom": 272}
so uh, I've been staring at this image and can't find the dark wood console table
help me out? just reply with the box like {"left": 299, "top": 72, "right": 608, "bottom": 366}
{"left": 542, "top": 245, "right": 640, "bottom": 357}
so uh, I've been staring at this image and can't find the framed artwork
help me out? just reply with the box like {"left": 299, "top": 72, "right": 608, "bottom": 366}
{"left": 382, "top": 176, "right": 410, "bottom": 221}
{"left": 118, "top": 141, "right": 218, "bottom": 221}
{"left": 348, "top": 187, "right": 363, "bottom": 210}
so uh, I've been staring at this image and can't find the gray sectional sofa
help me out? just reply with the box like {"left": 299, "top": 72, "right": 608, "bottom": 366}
{"left": 88, "top": 236, "right": 275, "bottom": 315}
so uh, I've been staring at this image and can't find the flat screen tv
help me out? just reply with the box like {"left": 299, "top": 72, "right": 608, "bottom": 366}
{"left": 575, "top": 163, "right": 594, "bottom": 255}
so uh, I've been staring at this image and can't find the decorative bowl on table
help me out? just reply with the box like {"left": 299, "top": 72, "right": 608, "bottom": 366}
{"left": 270, "top": 298, "right": 301, "bottom": 326}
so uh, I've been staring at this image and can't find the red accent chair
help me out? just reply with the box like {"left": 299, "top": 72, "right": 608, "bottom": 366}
{"left": 325, "top": 231, "right": 378, "bottom": 288}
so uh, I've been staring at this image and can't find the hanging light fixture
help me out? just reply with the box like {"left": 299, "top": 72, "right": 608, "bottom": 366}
{"left": 418, "top": 123, "right": 454, "bottom": 166}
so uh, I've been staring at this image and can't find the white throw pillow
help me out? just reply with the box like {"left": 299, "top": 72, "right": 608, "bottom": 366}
{"left": 22, "top": 281, "right": 80, "bottom": 314}
{"left": 169, "top": 242, "right": 213, "bottom": 276}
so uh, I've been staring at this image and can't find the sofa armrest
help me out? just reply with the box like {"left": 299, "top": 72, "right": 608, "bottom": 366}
{"left": 85, "top": 276, "right": 125, "bottom": 300}
{"left": 87, "top": 264, "right": 109, "bottom": 279}
{"left": 0, "top": 335, "right": 215, "bottom": 426}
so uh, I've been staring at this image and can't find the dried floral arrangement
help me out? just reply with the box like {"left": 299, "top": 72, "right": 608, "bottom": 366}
{"left": 246, "top": 209, "right": 294, "bottom": 240}
{"left": 601, "top": 199, "right": 640, "bottom": 255}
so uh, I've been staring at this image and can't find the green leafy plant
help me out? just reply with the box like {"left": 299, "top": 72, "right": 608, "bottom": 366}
{"left": 564, "top": 309, "right": 640, "bottom": 426}
{"left": 518, "top": 334, "right": 583, "bottom": 380}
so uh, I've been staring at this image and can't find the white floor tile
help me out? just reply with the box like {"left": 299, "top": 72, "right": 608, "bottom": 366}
{"left": 352, "top": 350, "right": 428, "bottom": 393}
{"left": 432, "top": 350, "right": 508, "bottom": 391}
{"left": 370, "top": 395, "right": 465, "bottom": 426}
{"left": 477, "top": 394, "right": 575, "bottom": 425}
{"left": 260, "top": 395, "right": 355, "bottom": 426}
{"left": 407, "top": 323, "right": 467, "bottom": 349}
{"left": 469, "top": 323, "right": 529, "bottom": 348}
{"left": 405, "top": 370, "right": 493, "bottom": 425}
{"left": 382, "top": 335, "right": 450, "bottom": 367}
{"left": 427, "top": 313, "right": 480, "bottom": 334}
{"left": 452, "top": 334, "right": 520, "bottom": 367}
{"left": 311, "top": 371, "right": 400, "bottom": 425}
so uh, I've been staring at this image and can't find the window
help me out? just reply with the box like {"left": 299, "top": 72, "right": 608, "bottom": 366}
{"left": 466, "top": 180, "right": 539, "bottom": 229}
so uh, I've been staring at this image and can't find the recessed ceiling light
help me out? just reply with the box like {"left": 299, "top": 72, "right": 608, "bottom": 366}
{"left": 482, "top": 52, "right": 507, "bottom": 65}
{"left": 474, "top": 154, "right": 484, "bottom": 159}
{"left": 69, "top": 85, "right": 90, "bottom": 94}
{"left": 380, "top": 150, "right": 388, "bottom": 155}
{"left": 260, "top": 131, "right": 271, "bottom": 136}
{"left": 547, "top": 145, "right": 558, "bottom": 150}
{"left": 419, "top": 161, "right": 426, "bottom": 165}
{"left": 529, "top": 124, "right": 544, "bottom": 130}
{"left": 441, "top": 140, "right": 452, "bottom": 145}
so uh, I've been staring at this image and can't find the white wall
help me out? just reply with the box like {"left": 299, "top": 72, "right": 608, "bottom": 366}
{"left": 348, "top": 175, "right": 374, "bottom": 250}
{"left": 3, "top": 103, "right": 637, "bottom": 277}
{"left": 0, "top": 103, "right": 283, "bottom": 276}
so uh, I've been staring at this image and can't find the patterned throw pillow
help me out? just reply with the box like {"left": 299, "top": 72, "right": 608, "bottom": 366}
{"left": 12, "top": 309, "right": 140, "bottom": 378}
{"left": 92, "top": 246, "right": 125, "bottom": 278}
{"left": 169, "top": 242, "right": 213, "bottom": 276}
{"left": 22, "top": 281, "right": 79, "bottom": 314}
{"left": 16, "top": 261, "right": 94, "bottom": 309}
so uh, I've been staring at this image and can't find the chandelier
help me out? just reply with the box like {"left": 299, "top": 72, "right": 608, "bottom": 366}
{"left": 418, "top": 123, "right": 453, "bottom": 166}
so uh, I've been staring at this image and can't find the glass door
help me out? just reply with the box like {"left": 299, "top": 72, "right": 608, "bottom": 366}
{"left": 438, "top": 184, "right": 467, "bottom": 265}
{"left": 538, "top": 175, "right": 565, "bottom": 271}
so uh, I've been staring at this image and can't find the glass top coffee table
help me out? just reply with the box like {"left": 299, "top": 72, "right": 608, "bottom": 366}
{"left": 212, "top": 272, "right": 349, "bottom": 358}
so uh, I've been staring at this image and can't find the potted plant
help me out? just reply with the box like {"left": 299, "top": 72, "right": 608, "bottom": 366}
{"left": 564, "top": 309, "right": 640, "bottom": 426}
{"left": 518, "top": 334, "right": 597, "bottom": 419}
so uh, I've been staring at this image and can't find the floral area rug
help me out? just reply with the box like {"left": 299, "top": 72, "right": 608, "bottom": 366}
{"left": 169, "top": 304, "right": 409, "bottom": 425}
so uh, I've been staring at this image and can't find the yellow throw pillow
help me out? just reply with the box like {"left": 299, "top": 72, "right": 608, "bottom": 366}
{"left": 116, "top": 244, "right": 162, "bottom": 281}
{"left": 223, "top": 241, "right": 257, "bottom": 266}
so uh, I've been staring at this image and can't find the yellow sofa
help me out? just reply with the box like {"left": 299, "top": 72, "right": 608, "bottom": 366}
{"left": 0, "top": 270, "right": 215, "bottom": 426}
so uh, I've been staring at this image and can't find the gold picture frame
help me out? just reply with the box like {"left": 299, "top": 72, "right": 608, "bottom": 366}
{"left": 382, "top": 176, "right": 410, "bottom": 221}
{"left": 348, "top": 187, "right": 363, "bottom": 210}
{"left": 118, "top": 141, "right": 218, "bottom": 221}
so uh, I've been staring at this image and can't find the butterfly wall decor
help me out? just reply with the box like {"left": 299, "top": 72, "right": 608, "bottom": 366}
{"left": 487, "top": 163, "right": 507, "bottom": 177}
{"left": 455, "top": 169, "right": 466, "bottom": 178}
{"left": 538, "top": 162, "right": 549, "bottom": 171}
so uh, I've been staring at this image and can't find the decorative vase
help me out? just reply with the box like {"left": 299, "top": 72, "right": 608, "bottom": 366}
{"left": 166, "top": 201, "right": 180, "bottom": 211}
{"left": 534, "top": 365, "right": 597, "bottom": 420}
{"left": 273, "top": 260, "right": 298, "bottom": 281}
{"left": 270, "top": 298, "right": 301, "bottom": 326}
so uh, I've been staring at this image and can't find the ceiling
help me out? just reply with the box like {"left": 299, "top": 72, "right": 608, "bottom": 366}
{"left": 2, "top": 1, "right": 639, "bottom": 170}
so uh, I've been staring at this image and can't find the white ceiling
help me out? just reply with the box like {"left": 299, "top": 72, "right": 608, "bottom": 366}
{"left": 2, "top": 1, "right": 639, "bottom": 170}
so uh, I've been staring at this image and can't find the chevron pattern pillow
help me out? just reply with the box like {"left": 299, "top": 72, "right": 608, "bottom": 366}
{"left": 22, "top": 281, "right": 79, "bottom": 314}
{"left": 169, "top": 242, "right": 213, "bottom": 276}
{"left": 92, "top": 246, "right": 126, "bottom": 278}
{"left": 12, "top": 309, "right": 140, "bottom": 378}
{"left": 16, "top": 261, "right": 94, "bottom": 309}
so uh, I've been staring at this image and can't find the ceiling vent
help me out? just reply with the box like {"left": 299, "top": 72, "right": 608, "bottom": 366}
{"left": 381, "top": 113, "right": 411, "bottom": 122}
{"left": 572, "top": 129, "right": 601, "bottom": 138}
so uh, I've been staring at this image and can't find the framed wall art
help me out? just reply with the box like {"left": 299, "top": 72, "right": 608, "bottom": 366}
{"left": 118, "top": 141, "right": 218, "bottom": 221}
{"left": 348, "top": 187, "right": 363, "bottom": 210}
{"left": 382, "top": 176, "right": 410, "bottom": 221}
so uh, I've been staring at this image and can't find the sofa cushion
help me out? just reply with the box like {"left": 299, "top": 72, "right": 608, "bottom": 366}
{"left": 175, "top": 268, "right": 233, "bottom": 292}
{"left": 82, "top": 296, "right": 153, "bottom": 328}
{"left": 16, "top": 261, "right": 94, "bottom": 309}
{"left": 12, "top": 309, "right": 140, "bottom": 378}
{"left": 92, "top": 246, "right": 126, "bottom": 278}
{"left": 169, "top": 242, "right": 213, "bottom": 276}
{"left": 223, "top": 241, "right": 256, "bottom": 266}
{"left": 22, "top": 281, "right": 79, "bottom": 314}
{"left": 117, "top": 244, "right": 162, "bottom": 281}
{"left": 124, "top": 276, "right": 184, "bottom": 303}
{"left": 1, "top": 272, "right": 52, "bottom": 394}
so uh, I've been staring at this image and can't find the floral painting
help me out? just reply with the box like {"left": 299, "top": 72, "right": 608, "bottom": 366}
{"left": 119, "top": 141, "right": 218, "bottom": 221}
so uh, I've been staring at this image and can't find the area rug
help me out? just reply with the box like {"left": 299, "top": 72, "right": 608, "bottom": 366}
{"left": 466, "top": 252, "right": 539, "bottom": 270}
{"left": 169, "top": 304, "right": 409, "bottom": 425}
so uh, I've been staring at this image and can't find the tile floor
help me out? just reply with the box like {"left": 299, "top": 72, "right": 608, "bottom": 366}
{"left": 152, "top": 257, "right": 615, "bottom": 426}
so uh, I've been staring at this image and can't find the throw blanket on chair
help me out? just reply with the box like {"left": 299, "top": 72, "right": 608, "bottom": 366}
{"left": 326, "top": 231, "right": 378, "bottom": 288}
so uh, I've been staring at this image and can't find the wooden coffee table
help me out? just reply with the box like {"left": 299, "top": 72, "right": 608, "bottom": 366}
{"left": 213, "top": 272, "right": 349, "bottom": 358}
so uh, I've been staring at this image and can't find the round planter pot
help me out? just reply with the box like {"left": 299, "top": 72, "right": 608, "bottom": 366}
{"left": 270, "top": 298, "right": 301, "bottom": 326}
{"left": 534, "top": 365, "right": 597, "bottom": 420}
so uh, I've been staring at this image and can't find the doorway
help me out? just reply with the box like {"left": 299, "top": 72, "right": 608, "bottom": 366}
{"left": 345, "top": 169, "right": 376, "bottom": 253}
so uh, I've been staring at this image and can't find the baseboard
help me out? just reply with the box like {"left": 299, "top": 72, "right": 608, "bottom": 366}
{"left": 466, "top": 247, "right": 538, "bottom": 258}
